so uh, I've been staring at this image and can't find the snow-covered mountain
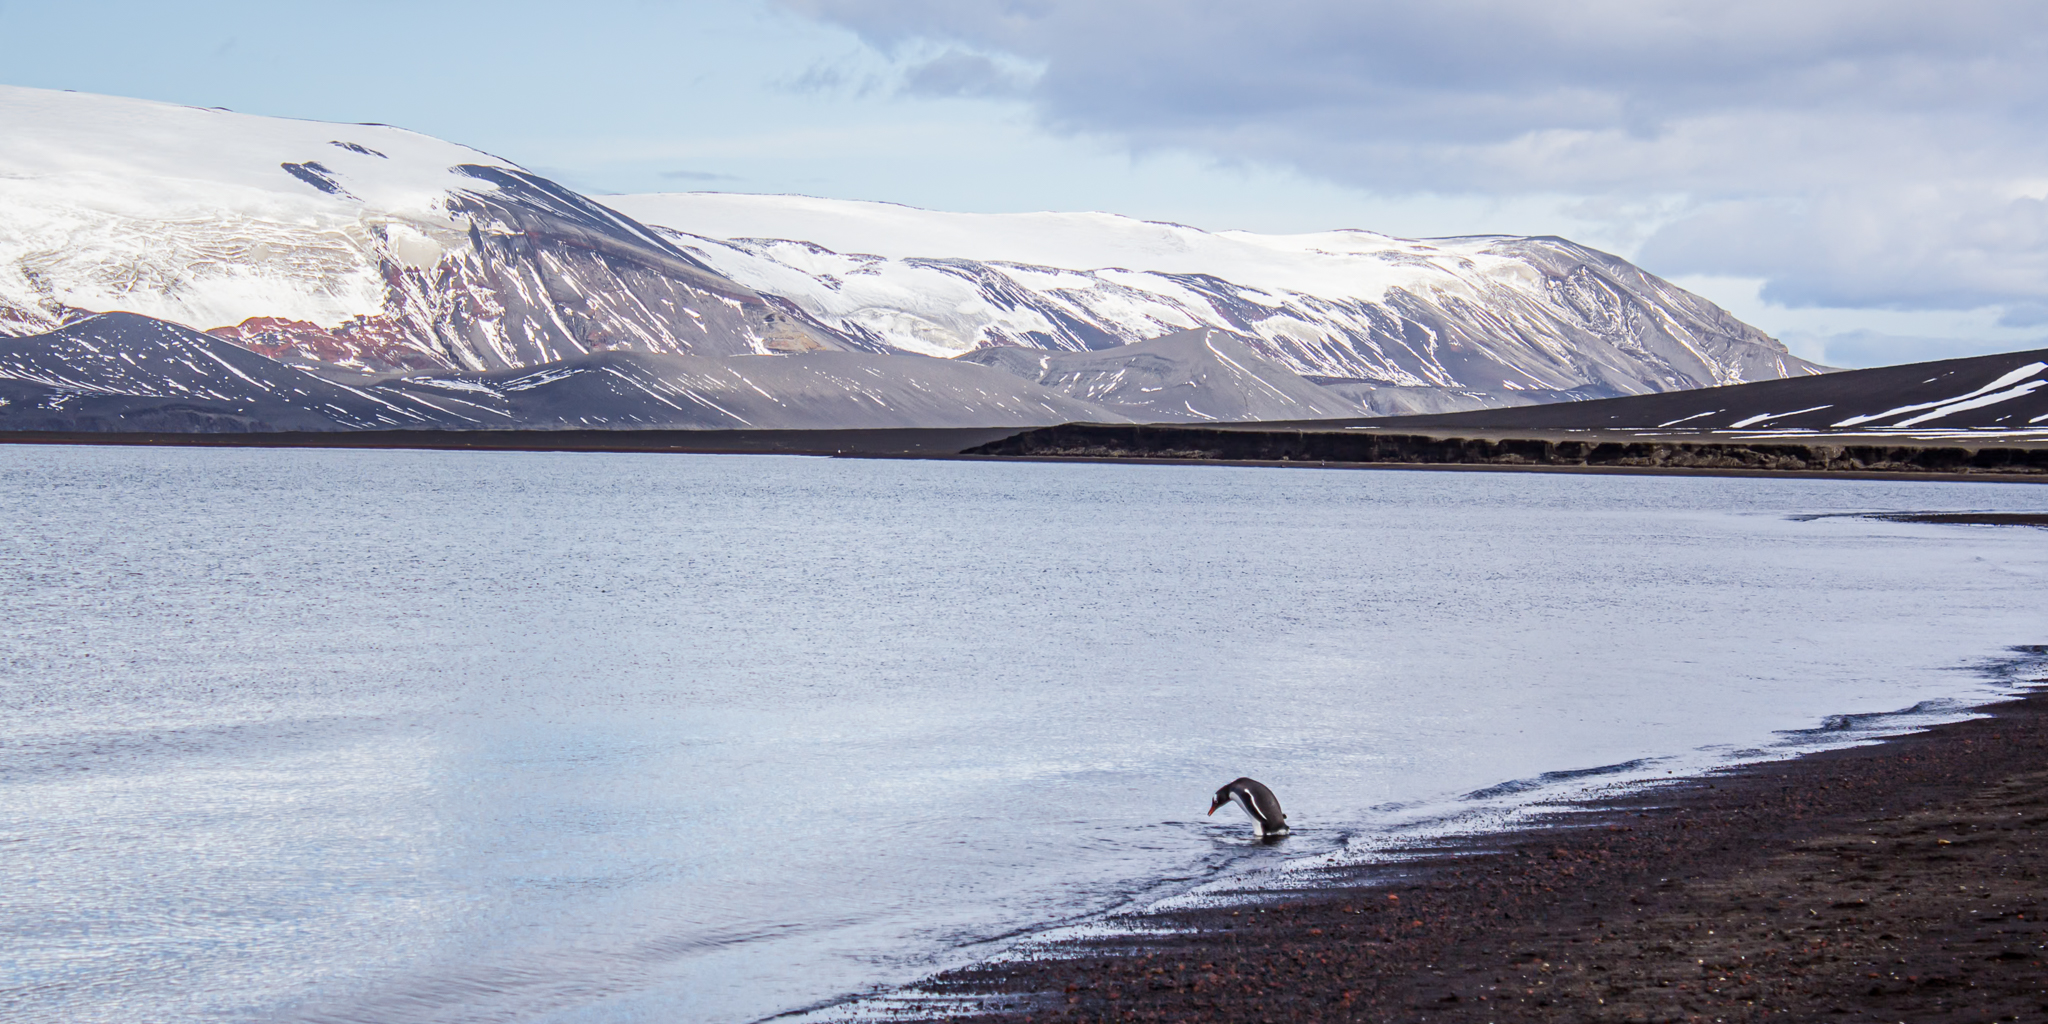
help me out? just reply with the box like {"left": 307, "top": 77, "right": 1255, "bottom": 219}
{"left": 606, "top": 193, "right": 1828, "bottom": 397}
{"left": 0, "top": 86, "right": 837, "bottom": 374}
{"left": 0, "top": 84, "right": 1827, "bottom": 430}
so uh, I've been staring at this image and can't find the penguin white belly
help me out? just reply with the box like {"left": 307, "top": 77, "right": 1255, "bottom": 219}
{"left": 1233, "top": 789, "right": 1288, "bottom": 837}
{"left": 1227, "top": 792, "right": 1264, "bottom": 836}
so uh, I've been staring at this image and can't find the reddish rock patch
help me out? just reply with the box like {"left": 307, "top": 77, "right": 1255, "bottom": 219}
{"left": 207, "top": 315, "right": 444, "bottom": 372}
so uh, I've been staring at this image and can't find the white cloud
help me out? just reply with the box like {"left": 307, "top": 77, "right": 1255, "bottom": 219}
{"left": 1781, "top": 329, "right": 2048, "bottom": 369}
{"left": 1641, "top": 187, "right": 2048, "bottom": 310}
{"left": 1665, "top": 276, "right": 2048, "bottom": 368}
{"left": 783, "top": 0, "right": 2048, "bottom": 328}
{"left": 898, "top": 48, "right": 1043, "bottom": 98}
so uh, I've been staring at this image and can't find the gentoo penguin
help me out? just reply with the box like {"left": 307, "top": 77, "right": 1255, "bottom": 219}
{"left": 1208, "top": 777, "right": 1289, "bottom": 838}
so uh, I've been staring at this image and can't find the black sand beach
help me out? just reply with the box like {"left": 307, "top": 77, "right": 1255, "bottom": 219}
{"left": 960, "top": 424, "right": 2048, "bottom": 479}
{"left": 880, "top": 653, "right": 2048, "bottom": 1023}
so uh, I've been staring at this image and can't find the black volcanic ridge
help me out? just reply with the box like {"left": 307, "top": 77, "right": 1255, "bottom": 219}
{"left": 1357, "top": 346, "right": 2048, "bottom": 433}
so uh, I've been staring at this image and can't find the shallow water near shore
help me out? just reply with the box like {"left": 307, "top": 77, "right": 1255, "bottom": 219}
{"left": 0, "top": 446, "right": 2043, "bottom": 1024}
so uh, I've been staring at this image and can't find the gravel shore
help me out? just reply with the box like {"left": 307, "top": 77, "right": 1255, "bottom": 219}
{"left": 890, "top": 653, "right": 2048, "bottom": 1023}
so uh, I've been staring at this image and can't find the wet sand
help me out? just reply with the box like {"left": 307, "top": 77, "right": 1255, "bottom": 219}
{"left": 900, "top": 663, "right": 2048, "bottom": 1023}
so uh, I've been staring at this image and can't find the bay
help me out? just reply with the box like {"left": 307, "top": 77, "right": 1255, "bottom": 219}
{"left": 0, "top": 446, "right": 2042, "bottom": 1023}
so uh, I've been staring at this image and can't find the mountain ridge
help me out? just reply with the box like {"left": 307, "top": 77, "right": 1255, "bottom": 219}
{"left": 609, "top": 192, "right": 1828, "bottom": 396}
{"left": 0, "top": 83, "right": 1832, "bottom": 429}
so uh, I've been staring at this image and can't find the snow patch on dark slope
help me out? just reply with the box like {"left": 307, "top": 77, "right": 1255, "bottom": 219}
{"left": 1307, "top": 378, "right": 1609, "bottom": 418}
{"left": 0, "top": 313, "right": 453, "bottom": 431}
{"left": 388, "top": 349, "right": 1131, "bottom": 430}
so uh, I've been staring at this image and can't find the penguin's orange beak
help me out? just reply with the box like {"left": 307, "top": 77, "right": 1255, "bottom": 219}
{"left": 1207, "top": 797, "right": 1224, "bottom": 815}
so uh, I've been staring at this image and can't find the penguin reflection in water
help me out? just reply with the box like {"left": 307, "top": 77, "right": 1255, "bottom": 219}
{"left": 1208, "top": 777, "right": 1289, "bottom": 840}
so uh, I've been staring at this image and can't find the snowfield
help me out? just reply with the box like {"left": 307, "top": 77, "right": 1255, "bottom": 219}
{"left": 0, "top": 85, "right": 820, "bottom": 375}
{"left": 0, "top": 85, "right": 507, "bottom": 336}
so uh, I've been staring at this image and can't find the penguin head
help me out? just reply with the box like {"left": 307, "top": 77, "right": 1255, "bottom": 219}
{"left": 1207, "top": 784, "right": 1235, "bottom": 816}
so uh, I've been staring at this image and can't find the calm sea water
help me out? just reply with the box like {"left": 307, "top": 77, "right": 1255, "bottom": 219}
{"left": 1, "top": 446, "right": 2043, "bottom": 1023}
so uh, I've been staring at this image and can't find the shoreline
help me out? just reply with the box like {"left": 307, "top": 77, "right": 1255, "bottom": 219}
{"left": 959, "top": 424, "right": 2048, "bottom": 479}
{"left": 6, "top": 428, "right": 2048, "bottom": 484}
{"left": 944, "top": 454, "right": 2048, "bottom": 485}
{"left": 866, "top": 654, "right": 2048, "bottom": 1023}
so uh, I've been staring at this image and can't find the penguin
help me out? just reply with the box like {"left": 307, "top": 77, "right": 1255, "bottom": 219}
{"left": 1208, "top": 777, "right": 1289, "bottom": 838}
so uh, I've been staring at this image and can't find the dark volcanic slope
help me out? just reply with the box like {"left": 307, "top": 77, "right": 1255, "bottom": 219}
{"left": 0, "top": 313, "right": 1132, "bottom": 432}
{"left": 961, "top": 329, "right": 1364, "bottom": 422}
{"left": 1363, "top": 346, "right": 2048, "bottom": 432}
{"left": 0, "top": 313, "right": 454, "bottom": 431}
{"left": 393, "top": 349, "right": 1130, "bottom": 429}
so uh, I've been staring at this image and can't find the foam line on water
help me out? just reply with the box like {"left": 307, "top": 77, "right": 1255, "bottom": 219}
{"left": 800, "top": 647, "right": 2048, "bottom": 1021}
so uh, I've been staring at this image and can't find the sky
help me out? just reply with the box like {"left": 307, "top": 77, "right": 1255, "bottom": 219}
{"left": 3, "top": 0, "right": 2045, "bottom": 368}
